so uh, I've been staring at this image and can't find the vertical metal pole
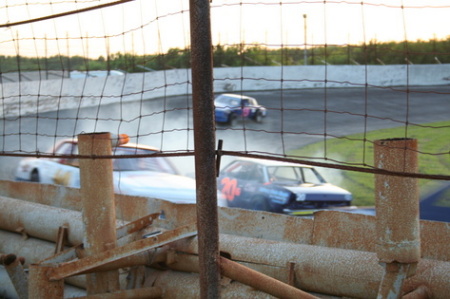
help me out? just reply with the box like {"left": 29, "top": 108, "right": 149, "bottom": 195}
{"left": 2, "top": 254, "right": 28, "bottom": 299}
{"left": 189, "top": 0, "right": 220, "bottom": 298}
{"left": 78, "top": 132, "right": 120, "bottom": 294}
{"left": 29, "top": 264, "right": 64, "bottom": 299}
{"left": 374, "top": 138, "right": 420, "bottom": 298}
{"left": 303, "top": 14, "right": 307, "bottom": 65}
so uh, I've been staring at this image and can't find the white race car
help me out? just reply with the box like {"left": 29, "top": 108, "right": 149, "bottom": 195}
{"left": 15, "top": 136, "right": 227, "bottom": 206}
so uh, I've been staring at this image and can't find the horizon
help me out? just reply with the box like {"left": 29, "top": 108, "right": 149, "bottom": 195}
{"left": 1, "top": 0, "right": 450, "bottom": 58}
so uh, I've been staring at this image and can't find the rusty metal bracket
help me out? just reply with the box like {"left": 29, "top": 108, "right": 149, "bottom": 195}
{"left": 40, "top": 244, "right": 83, "bottom": 265}
{"left": 116, "top": 212, "right": 160, "bottom": 239}
{"left": 216, "top": 139, "right": 223, "bottom": 177}
{"left": 219, "top": 256, "right": 318, "bottom": 299}
{"left": 47, "top": 222, "right": 198, "bottom": 281}
{"left": 55, "top": 226, "right": 69, "bottom": 254}
{"left": 288, "top": 261, "right": 296, "bottom": 286}
{"left": 15, "top": 226, "right": 28, "bottom": 240}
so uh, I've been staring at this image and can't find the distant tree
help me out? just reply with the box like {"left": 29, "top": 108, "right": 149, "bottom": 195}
{"left": 3, "top": 37, "right": 450, "bottom": 73}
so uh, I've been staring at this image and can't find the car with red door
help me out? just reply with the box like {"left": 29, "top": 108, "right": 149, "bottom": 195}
{"left": 217, "top": 158, "right": 352, "bottom": 214}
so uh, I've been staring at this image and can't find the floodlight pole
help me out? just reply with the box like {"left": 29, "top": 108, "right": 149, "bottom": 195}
{"left": 303, "top": 14, "right": 308, "bottom": 65}
{"left": 189, "top": 0, "right": 220, "bottom": 298}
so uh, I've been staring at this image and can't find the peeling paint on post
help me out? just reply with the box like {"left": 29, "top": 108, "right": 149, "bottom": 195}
{"left": 28, "top": 263, "right": 64, "bottom": 299}
{"left": 374, "top": 138, "right": 420, "bottom": 298}
{"left": 374, "top": 138, "right": 420, "bottom": 263}
{"left": 78, "top": 132, "right": 120, "bottom": 294}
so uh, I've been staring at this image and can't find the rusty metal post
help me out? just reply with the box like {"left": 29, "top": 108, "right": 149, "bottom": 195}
{"left": 374, "top": 138, "right": 420, "bottom": 298}
{"left": 28, "top": 263, "right": 64, "bottom": 299}
{"left": 189, "top": 0, "right": 220, "bottom": 298}
{"left": 1, "top": 254, "right": 28, "bottom": 299}
{"left": 78, "top": 132, "right": 120, "bottom": 294}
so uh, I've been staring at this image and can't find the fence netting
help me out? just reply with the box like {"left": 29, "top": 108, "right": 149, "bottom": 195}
{"left": 1, "top": 0, "right": 450, "bottom": 195}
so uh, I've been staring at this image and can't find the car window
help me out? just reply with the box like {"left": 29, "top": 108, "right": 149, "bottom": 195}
{"left": 215, "top": 96, "right": 240, "bottom": 107}
{"left": 54, "top": 142, "right": 75, "bottom": 156}
{"left": 54, "top": 142, "right": 79, "bottom": 166}
{"left": 301, "top": 167, "right": 324, "bottom": 184}
{"left": 223, "top": 161, "right": 261, "bottom": 181}
{"left": 268, "top": 166, "right": 300, "bottom": 183}
{"left": 267, "top": 166, "right": 324, "bottom": 184}
{"left": 113, "top": 148, "right": 176, "bottom": 174}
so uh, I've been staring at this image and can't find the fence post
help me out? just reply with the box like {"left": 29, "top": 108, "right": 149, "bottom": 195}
{"left": 1, "top": 254, "right": 28, "bottom": 299}
{"left": 28, "top": 264, "right": 63, "bottom": 299}
{"left": 374, "top": 138, "right": 420, "bottom": 298}
{"left": 189, "top": 0, "right": 220, "bottom": 298}
{"left": 78, "top": 132, "right": 120, "bottom": 294}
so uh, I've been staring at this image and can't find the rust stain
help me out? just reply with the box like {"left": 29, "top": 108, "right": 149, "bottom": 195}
{"left": 1, "top": 175, "right": 450, "bottom": 298}
{"left": 219, "top": 256, "right": 318, "bottom": 299}
{"left": 312, "top": 210, "right": 376, "bottom": 251}
{"left": 374, "top": 138, "right": 420, "bottom": 264}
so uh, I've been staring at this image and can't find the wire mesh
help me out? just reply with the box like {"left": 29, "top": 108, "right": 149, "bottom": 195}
{"left": 1, "top": 0, "right": 450, "bottom": 188}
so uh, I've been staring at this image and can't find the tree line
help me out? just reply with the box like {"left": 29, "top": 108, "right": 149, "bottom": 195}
{"left": 1, "top": 38, "right": 449, "bottom": 74}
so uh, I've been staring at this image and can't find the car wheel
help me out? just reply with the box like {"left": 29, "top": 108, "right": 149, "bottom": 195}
{"left": 30, "top": 170, "right": 40, "bottom": 182}
{"left": 251, "top": 195, "right": 269, "bottom": 211}
{"left": 255, "top": 110, "right": 263, "bottom": 123}
{"left": 228, "top": 113, "right": 237, "bottom": 126}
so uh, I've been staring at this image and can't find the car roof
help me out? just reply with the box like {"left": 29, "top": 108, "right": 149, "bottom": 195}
{"left": 228, "top": 157, "right": 313, "bottom": 168}
{"left": 216, "top": 93, "right": 255, "bottom": 100}
{"left": 55, "top": 138, "right": 160, "bottom": 152}
{"left": 116, "top": 142, "right": 160, "bottom": 152}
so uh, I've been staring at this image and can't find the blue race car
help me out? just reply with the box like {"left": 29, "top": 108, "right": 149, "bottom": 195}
{"left": 420, "top": 183, "right": 450, "bottom": 222}
{"left": 214, "top": 93, "right": 267, "bottom": 125}
{"left": 217, "top": 158, "right": 353, "bottom": 214}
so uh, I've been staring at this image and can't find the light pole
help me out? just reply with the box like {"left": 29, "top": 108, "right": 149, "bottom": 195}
{"left": 303, "top": 14, "right": 307, "bottom": 65}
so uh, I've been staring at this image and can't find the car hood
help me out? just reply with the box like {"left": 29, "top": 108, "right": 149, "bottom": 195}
{"left": 114, "top": 171, "right": 197, "bottom": 203}
{"left": 283, "top": 183, "right": 352, "bottom": 197}
{"left": 113, "top": 171, "right": 227, "bottom": 207}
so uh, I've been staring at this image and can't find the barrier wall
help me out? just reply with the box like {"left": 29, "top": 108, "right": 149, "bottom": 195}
{"left": 1, "top": 64, "right": 450, "bottom": 117}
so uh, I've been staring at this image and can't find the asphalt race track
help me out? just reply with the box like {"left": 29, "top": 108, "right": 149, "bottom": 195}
{"left": 1, "top": 85, "right": 449, "bottom": 180}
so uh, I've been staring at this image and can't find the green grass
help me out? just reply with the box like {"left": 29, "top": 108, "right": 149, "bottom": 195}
{"left": 288, "top": 121, "right": 450, "bottom": 206}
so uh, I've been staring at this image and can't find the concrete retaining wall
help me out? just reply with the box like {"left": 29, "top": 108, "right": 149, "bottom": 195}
{"left": 1, "top": 64, "right": 449, "bottom": 116}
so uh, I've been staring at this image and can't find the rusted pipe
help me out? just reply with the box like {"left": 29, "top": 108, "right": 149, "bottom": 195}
{"left": 374, "top": 138, "right": 420, "bottom": 298}
{"left": 145, "top": 268, "right": 294, "bottom": 298}
{"left": 0, "top": 195, "right": 86, "bottom": 245}
{"left": 219, "top": 256, "right": 318, "bottom": 299}
{"left": 72, "top": 286, "right": 162, "bottom": 299}
{"left": 0, "top": 229, "right": 156, "bottom": 283}
{"left": 47, "top": 223, "right": 197, "bottom": 281}
{"left": 3, "top": 226, "right": 450, "bottom": 298}
{"left": 374, "top": 138, "right": 420, "bottom": 264}
{"left": 166, "top": 234, "right": 450, "bottom": 298}
{"left": 189, "top": 0, "right": 220, "bottom": 298}
{"left": 1, "top": 254, "right": 28, "bottom": 299}
{"left": 78, "top": 132, "right": 120, "bottom": 294}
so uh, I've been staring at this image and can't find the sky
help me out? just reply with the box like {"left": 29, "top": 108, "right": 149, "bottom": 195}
{"left": 1, "top": 0, "right": 450, "bottom": 58}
